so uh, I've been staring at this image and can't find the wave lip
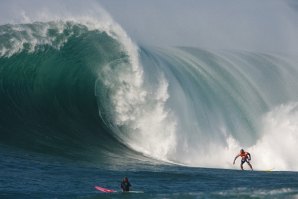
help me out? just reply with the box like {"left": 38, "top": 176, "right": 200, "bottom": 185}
{"left": 0, "top": 22, "right": 86, "bottom": 57}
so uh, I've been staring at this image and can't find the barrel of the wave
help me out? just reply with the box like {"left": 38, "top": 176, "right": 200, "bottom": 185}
{"left": 0, "top": 21, "right": 132, "bottom": 156}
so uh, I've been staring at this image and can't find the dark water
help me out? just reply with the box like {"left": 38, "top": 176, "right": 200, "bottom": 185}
{"left": 1, "top": 146, "right": 298, "bottom": 199}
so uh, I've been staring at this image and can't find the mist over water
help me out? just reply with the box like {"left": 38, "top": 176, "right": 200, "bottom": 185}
{"left": 140, "top": 47, "right": 298, "bottom": 170}
{"left": 99, "top": 0, "right": 298, "bottom": 55}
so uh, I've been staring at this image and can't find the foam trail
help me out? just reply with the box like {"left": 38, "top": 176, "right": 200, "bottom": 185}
{"left": 250, "top": 103, "right": 298, "bottom": 171}
{"left": 216, "top": 102, "right": 298, "bottom": 171}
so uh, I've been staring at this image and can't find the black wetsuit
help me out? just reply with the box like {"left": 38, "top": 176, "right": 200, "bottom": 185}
{"left": 121, "top": 181, "right": 131, "bottom": 192}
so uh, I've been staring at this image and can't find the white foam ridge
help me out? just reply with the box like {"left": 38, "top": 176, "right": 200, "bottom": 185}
{"left": 0, "top": 22, "right": 72, "bottom": 57}
{"left": 0, "top": 0, "right": 139, "bottom": 68}
{"left": 98, "top": 59, "right": 177, "bottom": 160}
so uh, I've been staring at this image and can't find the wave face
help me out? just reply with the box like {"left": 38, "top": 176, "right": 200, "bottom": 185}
{"left": 1, "top": 21, "right": 298, "bottom": 171}
{"left": 0, "top": 21, "right": 139, "bottom": 161}
{"left": 139, "top": 47, "right": 298, "bottom": 171}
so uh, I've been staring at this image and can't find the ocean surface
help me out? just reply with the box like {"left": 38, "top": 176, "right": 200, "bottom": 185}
{"left": 1, "top": 3, "right": 298, "bottom": 198}
{"left": 1, "top": 145, "right": 298, "bottom": 199}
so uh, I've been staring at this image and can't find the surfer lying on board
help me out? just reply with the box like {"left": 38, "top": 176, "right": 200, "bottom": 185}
{"left": 121, "top": 177, "right": 131, "bottom": 192}
{"left": 233, "top": 149, "right": 253, "bottom": 171}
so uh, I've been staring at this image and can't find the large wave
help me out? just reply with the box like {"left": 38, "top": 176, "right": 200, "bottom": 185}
{"left": 1, "top": 1, "right": 298, "bottom": 171}
{"left": 0, "top": 22, "right": 130, "bottom": 158}
{"left": 140, "top": 47, "right": 298, "bottom": 171}
{"left": 0, "top": 19, "right": 175, "bottom": 164}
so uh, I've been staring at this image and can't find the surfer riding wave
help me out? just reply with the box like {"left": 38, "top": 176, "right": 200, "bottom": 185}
{"left": 233, "top": 149, "right": 253, "bottom": 171}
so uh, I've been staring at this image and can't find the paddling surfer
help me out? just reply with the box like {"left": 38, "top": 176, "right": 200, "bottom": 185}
{"left": 121, "top": 177, "right": 131, "bottom": 192}
{"left": 233, "top": 149, "right": 253, "bottom": 170}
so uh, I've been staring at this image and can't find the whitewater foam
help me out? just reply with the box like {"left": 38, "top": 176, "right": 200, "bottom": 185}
{"left": 0, "top": 22, "right": 74, "bottom": 57}
{"left": 169, "top": 101, "right": 298, "bottom": 171}
{"left": 142, "top": 47, "right": 298, "bottom": 171}
{"left": 96, "top": 58, "right": 177, "bottom": 160}
{"left": 250, "top": 102, "right": 298, "bottom": 171}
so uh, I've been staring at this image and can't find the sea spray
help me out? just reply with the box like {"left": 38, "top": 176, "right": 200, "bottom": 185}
{"left": 142, "top": 47, "right": 298, "bottom": 170}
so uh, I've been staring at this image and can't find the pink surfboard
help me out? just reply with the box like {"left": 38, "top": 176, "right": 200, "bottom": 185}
{"left": 95, "top": 186, "right": 116, "bottom": 193}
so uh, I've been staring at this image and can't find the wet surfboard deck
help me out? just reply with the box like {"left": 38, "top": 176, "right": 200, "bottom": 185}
{"left": 95, "top": 186, "right": 116, "bottom": 193}
{"left": 95, "top": 186, "right": 144, "bottom": 193}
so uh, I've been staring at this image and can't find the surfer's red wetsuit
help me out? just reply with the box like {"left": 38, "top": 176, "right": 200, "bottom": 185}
{"left": 239, "top": 151, "right": 249, "bottom": 160}
{"left": 233, "top": 149, "right": 253, "bottom": 171}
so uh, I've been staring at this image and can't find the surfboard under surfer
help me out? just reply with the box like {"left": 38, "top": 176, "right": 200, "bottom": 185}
{"left": 233, "top": 149, "right": 253, "bottom": 171}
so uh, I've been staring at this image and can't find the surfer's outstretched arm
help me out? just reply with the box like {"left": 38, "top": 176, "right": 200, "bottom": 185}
{"left": 247, "top": 153, "right": 251, "bottom": 160}
{"left": 233, "top": 154, "right": 240, "bottom": 164}
{"left": 246, "top": 153, "right": 253, "bottom": 170}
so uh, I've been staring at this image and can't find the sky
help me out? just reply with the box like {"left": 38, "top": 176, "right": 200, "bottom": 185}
{"left": 0, "top": 0, "right": 298, "bottom": 54}
{"left": 98, "top": 0, "right": 298, "bottom": 54}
